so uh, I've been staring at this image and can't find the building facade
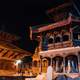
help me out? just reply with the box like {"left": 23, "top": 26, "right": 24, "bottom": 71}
{"left": 32, "top": 1, "right": 80, "bottom": 75}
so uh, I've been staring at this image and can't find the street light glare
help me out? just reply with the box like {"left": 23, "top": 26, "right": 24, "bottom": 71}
{"left": 15, "top": 60, "right": 22, "bottom": 65}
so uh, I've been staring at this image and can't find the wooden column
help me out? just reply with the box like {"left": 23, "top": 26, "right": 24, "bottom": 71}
{"left": 63, "top": 57, "right": 65, "bottom": 73}
{"left": 70, "top": 27, "right": 73, "bottom": 46}
{"left": 51, "top": 56, "right": 53, "bottom": 66}
{"left": 56, "top": 59, "right": 58, "bottom": 72}
{"left": 53, "top": 32, "right": 55, "bottom": 48}
{"left": 40, "top": 56, "right": 43, "bottom": 72}
{"left": 38, "top": 33, "right": 42, "bottom": 52}
{"left": 77, "top": 52, "right": 80, "bottom": 73}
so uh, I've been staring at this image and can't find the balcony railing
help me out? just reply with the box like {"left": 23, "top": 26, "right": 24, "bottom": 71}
{"left": 42, "top": 41, "right": 73, "bottom": 51}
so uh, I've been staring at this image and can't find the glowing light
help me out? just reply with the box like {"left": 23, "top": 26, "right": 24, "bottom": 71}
{"left": 15, "top": 60, "right": 22, "bottom": 65}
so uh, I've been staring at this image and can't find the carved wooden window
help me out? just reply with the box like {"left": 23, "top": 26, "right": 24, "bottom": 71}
{"left": 63, "top": 35, "right": 69, "bottom": 41}
{"left": 48, "top": 35, "right": 54, "bottom": 44}
{"left": 55, "top": 34, "right": 62, "bottom": 43}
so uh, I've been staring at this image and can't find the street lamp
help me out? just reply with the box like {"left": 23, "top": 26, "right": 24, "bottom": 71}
{"left": 15, "top": 60, "right": 22, "bottom": 65}
{"left": 15, "top": 60, "right": 22, "bottom": 76}
{"left": 15, "top": 60, "right": 25, "bottom": 80}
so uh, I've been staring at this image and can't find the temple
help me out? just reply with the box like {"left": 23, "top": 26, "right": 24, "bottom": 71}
{"left": 0, "top": 31, "right": 32, "bottom": 76}
{"left": 32, "top": 1, "right": 80, "bottom": 79}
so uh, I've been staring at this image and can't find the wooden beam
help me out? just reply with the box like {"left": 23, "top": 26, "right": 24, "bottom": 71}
{"left": 0, "top": 48, "right": 4, "bottom": 52}
{"left": 2, "top": 50, "right": 10, "bottom": 57}
{"left": 8, "top": 52, "right": 14, "bottom": 58}
{"left": 11, "top": 52, "right": 19, "bottom": 59}
{"left": 0, "top": 49, "right": 8, "bottom": 57}
{"left": 0, "top": 57, "right": 14, "bottom": 61}
{"left": 0, "top": 41, "right": 31, "bottom": 61}
{"left": 10, "top": 52, "right": 19, "bottom": 59}
{"left": 47, "top": 2, "right": 72, "bottom": 14}
{"left": 7, "top": 50, "right": 14, "bottom": 58}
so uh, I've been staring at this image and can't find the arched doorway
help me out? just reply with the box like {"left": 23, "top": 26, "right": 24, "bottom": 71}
{"left": 65, "top": 55, "right": 79, "bottom": 73}
{"left": 42, "top": 58, "right": 48, "bottom": 67}
{"left": 53, "top": 56, "right": 63, "bottom": 73}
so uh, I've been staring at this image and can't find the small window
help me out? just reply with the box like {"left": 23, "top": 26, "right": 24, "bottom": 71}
{"left": 48, "top": 35, "right": 54, "bottom": 44}
{"left": 63, "top": 35, "right": 69, "bottom": 41}
{"left": 48, "top": 38, "right": 54, "bottom": 44}
{"left": 55, "top": 37, "right": 61, "bottom": 43}
{"left": 55, "top": 34, "right": 62, "bottom": 43}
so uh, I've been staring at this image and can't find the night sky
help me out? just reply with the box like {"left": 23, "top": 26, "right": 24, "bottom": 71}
{"left": 0, "top": 0, "right": 80, "bottom": 55}
{"left": 0, "top": 0, "right": 66, "bottom": 32}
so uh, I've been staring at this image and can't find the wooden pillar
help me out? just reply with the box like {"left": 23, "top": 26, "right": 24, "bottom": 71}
{"left": 63, "top": 57, "right": 65, "bottom": 73}
{"left": 40, "top": 56, "right": 43, "bottom": 72}
{"left": 77, "top": 52, "right": 80, "bottom": 73}
{"left": 38, "top": 33, "right": 42, "bottom": 52}
{"left": 70, "top": 27, "right": 73, "bottom": 46}
{"left": 51, "top": 56, "right": 53, "bottom": 66}
{"left": 61, "top": 31, "right": 63, "bottom": 47}
{"left": 56, "top": 59, "right": 58, "bottom": 72}
{"left": 53, "top": 33, "right": 55, "bottom": 49}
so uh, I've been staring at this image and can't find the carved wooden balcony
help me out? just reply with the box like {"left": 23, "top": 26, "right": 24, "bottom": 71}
{"left": 47, "top": 41, "right": 73, "bottom": 50}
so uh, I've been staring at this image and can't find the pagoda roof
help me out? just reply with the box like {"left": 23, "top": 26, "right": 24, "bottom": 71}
{"left": 0, "top": 41, "right": 32, "bottom": 61}
{"left": 46, "top": 2, "right": 72, "bottom": 14}
{"left": 0, "top": 35, "right": 32, "bottom": 76}
{"left": 32, "top": 16, "right": 80, "bottom": 33}
{"left": 0, "top": 31, "right": 20, "bottom": 42}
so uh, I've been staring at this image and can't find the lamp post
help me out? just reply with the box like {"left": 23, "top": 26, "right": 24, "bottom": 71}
{"left": 15, "top": 60, "right": 26, "bottom": 80}
{"left": 15, "top": 60, "right": 23, "bottom": 76}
